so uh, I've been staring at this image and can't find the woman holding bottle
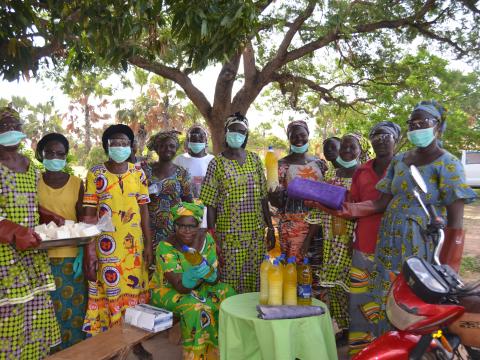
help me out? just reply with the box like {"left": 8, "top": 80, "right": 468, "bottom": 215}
{"left": 150, "top": 201, "right": 235, "bottom": 359}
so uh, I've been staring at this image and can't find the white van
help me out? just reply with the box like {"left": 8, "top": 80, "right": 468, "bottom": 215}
{"left": 461, "top": 150, "right": 480, "bottom": 188}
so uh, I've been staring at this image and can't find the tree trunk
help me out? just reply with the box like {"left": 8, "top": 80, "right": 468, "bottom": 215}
{"left": 84, "top": 100, "right": 92, "bottom": 154}
{"left": 208, "top": 112, "right": 228, "bottom": 154}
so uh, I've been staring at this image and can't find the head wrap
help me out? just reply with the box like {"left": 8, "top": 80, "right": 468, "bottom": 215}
{"left": 102, "top": 124, "right": 134, "bottom": 152}
{"left": 0, "top": 107, "right": 21, "bottom": 122}
{"left": 36, "top": 133, "right": 70, "bottom": 162}
{"left": 146, "top": 130, "right": 181, "bottom": 151}
{"left": 170, "top": 201, "right": 204, "bottom": 224}
{"left": 342, "top": 133, "right": 373, "bottom": 163}
{"left": 369, "top": 121, "right": 402, "bottom": 142}
{"left": 187, "top": 124, "right": 209, "bottom": 141}
{"left": 412, "top": 100, "right": 448, "bottom": 134}
{"left": 225, "top": 112, "right": 249, "bottom": 130}
{"left": 286, "top": 120, "right": 309, "bottom": 139}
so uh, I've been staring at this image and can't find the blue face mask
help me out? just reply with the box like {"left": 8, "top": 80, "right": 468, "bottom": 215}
{"left": 108, "top": 146, "right": 132, "bottom": 163}
{"left": 407, "top": 127, "right": 436, "bottom": 148}
{"left": 290, "top": 143, "right": 308, "bottom": 154}
{"left": 336, "top": 156, "right": 358, "bottom": 169}
{"left": 0, "top": 130, "right": 26, "bottom": 147}
{"left": 226, "top": 131, "right": 246, "bottom": 149}
{"left": 43, "top": 158, "right": 66, "bottom": 172}
{"left": 188, "top": 142, "right": 206, "bottom": 154}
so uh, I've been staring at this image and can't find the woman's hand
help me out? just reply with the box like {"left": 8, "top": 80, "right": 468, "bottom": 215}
{"left": 268, "top": 186, "right": 285, "bottom": 209}
{"left": 39, "top": 206, "right": 65, "bottom": 226}
{"left": 266, "top": 227, "right": 276, "bottom": 251}
{"left": 143, "top": 244, "right": 153, "bottom": 268}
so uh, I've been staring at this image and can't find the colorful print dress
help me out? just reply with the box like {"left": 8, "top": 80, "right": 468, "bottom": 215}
{"left": 200, "top": 151, "right": 267, "bottom": 293}
{"left": 82, "top": 163, "right": 150, "bottom": 336}
{"left": 277, "top": 159, "right": 325, "bottom": 261}
{"left": 150, "top": 234, "right": 235, "bottom": 359}
{"left": 143, "top": 164, "right": 192, "bottom": 249}
{"left": 305, "top": 168, "right": 355, "bottom": 331}
{"left": 372, "top": 152, "right": 477, "bottom": 335}
{"left": 0, "top": 163, "right": 60, "bottom": 359}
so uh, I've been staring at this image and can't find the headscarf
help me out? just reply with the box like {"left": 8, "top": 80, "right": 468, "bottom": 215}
{"left": 146, "top": 130, "right": 181, "bottom": 151}
{"left": 35, "top": 133, "right": 69, "bottom": 162}
{"left": 225, "top": 112, "right": 249, "bottom": 130}
{"left": 413, "top": 100, "right": 448, "bottom": 134}
{"left": 102, "top": 124, "right": 134, "bottom": 152}
{"left": 0, "top": 107, "right": 20, "bottom": 122}
{"left": 187, "top": 124, "right": 209, "bottom": 141}
{"left": 343, "top": 133, "right": 373, "bottom": 163}
{"left": 369, "top": 121, "right": 402, "bottom": 142}
{"left": 286, "top": 120, "right": 309, "bottom": 139}
{"left": 170, "top": 201, "right": 204, "bottom": 224}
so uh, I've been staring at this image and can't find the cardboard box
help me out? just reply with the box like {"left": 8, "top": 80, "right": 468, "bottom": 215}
{"left": 124, "top": 304, "right": 173, "bottom": 333}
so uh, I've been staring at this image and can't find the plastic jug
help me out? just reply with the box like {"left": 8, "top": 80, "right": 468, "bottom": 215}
{"left": 283, "top": 256, "right": 298, "bottom": 305}
{"left": 265, "top": 146, "right": 279, "bottom": 191}
{"left": 297, "top": 257, "right": 312, "bottom": 305}
{"left": 268, "top": 260, "right": 283, "bottom": 306}
{"left": 181, "top": 245, "right": 214, "bottom": 278}
{"left": 259, "top": 255, "right": 271, "bottom": 305}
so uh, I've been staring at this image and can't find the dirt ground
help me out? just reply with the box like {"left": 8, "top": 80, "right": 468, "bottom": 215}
{"left": 463, "top": 201, "right": 480, "bottom": 257}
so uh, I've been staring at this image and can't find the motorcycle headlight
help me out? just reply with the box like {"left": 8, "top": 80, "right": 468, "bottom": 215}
{"left": 405, "top": 257, "right": 449, "bottom": 294}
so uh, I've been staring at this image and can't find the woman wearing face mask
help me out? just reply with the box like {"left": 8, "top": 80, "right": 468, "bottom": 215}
{"left": 308, "top": 100, "right": 476, "bottom": 338}
{"left": 35, "top": 133, "right": 86, "bottom": 350}
{"left": 144, "top": 130, "right": 193, "bottom": 251}
{"left": 0, "top": 107, "right": 60, "bottom": 359}
{"left": 268, "top": 120, "right": 326, "bottom": 261}
{"left": 304, "top": 133, "right": 368, "bottom": 342}
{"left": 82, "top": 125, "right": 153, "bottom": 344}
{"left": 200, "top": 113, "right": 275, "bottom": 293}
{"left": 173, "top": 125, "right": 214, "bottom": 199}
{"left": 345, "top": 122, "right": 400, "bottom": 356}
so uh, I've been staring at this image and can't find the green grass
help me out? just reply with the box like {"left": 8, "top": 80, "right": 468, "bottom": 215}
{"left": 460, "top": 255, "right": 480, "bottom": 275}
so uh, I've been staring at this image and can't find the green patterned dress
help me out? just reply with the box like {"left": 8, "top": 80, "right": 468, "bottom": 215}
{"left": 200, "top": 151, "right": 267, "bottom": 293}
{"left": 0, "top": 163, "right": 60, "bottom": 359}
{"left": 305, "top": 168, "right": 355, "bottom": 331}
{"left": 372, "top": 152, "right": 477, "bottom": 335}
{"left": 150, "top": 234, "right": 235, "bottom": 359}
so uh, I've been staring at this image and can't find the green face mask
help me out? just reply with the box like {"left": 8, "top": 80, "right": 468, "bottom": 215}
{"left": 336, "top": 156, "right": 358, "bottom": 168}
{"left": 43, "top": 158, "right": 66, "bottom": 172}
{"left": 226, "top": 131, "right": 246, "bottom": 149}
{"left": 407, "top": 127, "right": 436, "bottom": 148}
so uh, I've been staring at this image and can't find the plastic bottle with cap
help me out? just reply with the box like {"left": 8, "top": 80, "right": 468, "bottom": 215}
{"left": 283, "top": 256, "right": 298, "bottom": 305}
{"left": 265, "top": 145, "right": 279, "bottom": 191}
{"left": 297, "top": 257, "right": 312, "bottom": 305}
{"left": 268, "top": 259, "right": 283, "bottom": 305}
{"left": 259, "top": 255, "right": 271, "bottom": 305}
{"left": 181, "top": 245, "right": 214, "bottom": 278}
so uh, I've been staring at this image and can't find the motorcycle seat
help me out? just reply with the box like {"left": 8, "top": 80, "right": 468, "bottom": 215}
{"left": 459, "top": 295, "right": 480, "bottom": 313}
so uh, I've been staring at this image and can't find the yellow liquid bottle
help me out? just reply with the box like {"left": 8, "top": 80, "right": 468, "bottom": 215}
{"left": 265, "top": 146, "right": 279, "bottom": 191}
{"left": 297, "top": 257, "right": 312, "bottom": 305}
{"left": 283, "top": 257, "right": 297, "bottom": 305}
{"left": 331, "top": 216, "right": 347, "bottom": 237}
{"left": 268, "top": 260, "right": 283, "bottom": 306}
{"left": 259, "top": 255, "right": 271, "bottom": 305}
{"left": 182, "top": 245, "right": 214, "bottom": 278}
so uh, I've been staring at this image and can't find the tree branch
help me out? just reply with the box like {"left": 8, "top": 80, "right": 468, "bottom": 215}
{"left": 128, "top": 55, "right": 212, "bottom": 120}
{"left": 211, "top": 51, "right": 242, "bottom": 117}
{"left": 243, "top": 41, "right": 257, "bottom": 85}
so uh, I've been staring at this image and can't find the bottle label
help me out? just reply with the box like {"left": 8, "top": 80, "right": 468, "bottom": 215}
{"left": 297, "top": 284, "right": 312, "bottom": 299}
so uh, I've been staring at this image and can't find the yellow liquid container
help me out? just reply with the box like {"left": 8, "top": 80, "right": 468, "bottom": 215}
{"left": 297, "top": 257, "right": 312, "bottom": 305}
{"left": 182, "top": 245, "right": 214, "bottom": 278}
{"left": 283, "top": 257, "right": 297, "bottom": 305}
{"left": 268, "top": 260, "right": 283, "bottom": 306}
{"left": 331, "top": 216, "right": 347, "bottom": 237}
{"left": 259, "top": 255, "right": 271, "bottom": 305}
{"left": 265, "top": 146, "right": 279, "bottom": 191}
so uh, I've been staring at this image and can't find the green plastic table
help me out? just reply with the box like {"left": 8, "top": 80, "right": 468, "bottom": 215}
{"left": 219, "top": 292, "right": 338, "bottom": 360}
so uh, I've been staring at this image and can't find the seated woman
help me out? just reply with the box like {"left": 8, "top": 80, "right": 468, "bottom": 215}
{"left": 150, "top": 202, "right": 236, "bottom": 360}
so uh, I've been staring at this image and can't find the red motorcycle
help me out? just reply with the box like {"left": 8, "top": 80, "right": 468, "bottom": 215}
{"left": 353, "top": 165, "right": 480, "bottom": 360}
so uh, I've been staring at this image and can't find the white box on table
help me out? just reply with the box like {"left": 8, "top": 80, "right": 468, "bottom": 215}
{"left": 124, "top": 304, "right": 173, "bottom": 333}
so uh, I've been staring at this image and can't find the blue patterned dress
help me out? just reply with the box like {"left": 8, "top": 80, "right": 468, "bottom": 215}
{"left": 372, "top": 152, "right": 476, "bottom": 335}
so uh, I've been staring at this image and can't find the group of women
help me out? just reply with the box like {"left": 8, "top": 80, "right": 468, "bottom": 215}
{"left": 0, "top": 99, "right": 476, "bottom": 360}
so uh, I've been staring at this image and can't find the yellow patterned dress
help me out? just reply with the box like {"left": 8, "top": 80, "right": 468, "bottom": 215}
{"left": 82, "top": 163, "right": 150, "bottom": 336}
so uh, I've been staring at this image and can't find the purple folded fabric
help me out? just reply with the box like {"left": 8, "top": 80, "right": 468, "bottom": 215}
{"left": 287, "top": 178, "right": 347, "bottom": 210}
{"left": 256, "top": 305, "right": 325, "bottom": 320}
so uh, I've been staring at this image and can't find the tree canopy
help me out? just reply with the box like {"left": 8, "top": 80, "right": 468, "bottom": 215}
{"left": 1, "top": 1, "right": 480, "bottom": 151}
